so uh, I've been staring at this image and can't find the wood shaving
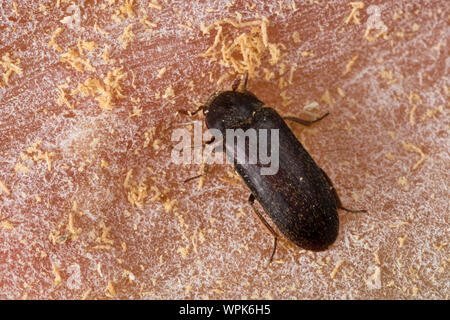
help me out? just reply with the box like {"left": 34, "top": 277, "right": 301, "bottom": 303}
{"left": 200, "top": 19, "right": 261, "bottom": 35}
{"left": 121, "top": 24, "right": 135, "bottom": 49}
{"left": 60, "top": 49, "right": 95, "bottom": 72}
{"left": 344, "top": 55, "right": 358, "bottom": 75}
{"left": 127, "top": 181, "right": 148, "bottom": 208}
{"left": 52, "top": 263, "right": 62, "bottom": 287}
{"left": 288, "top": 64, "right": 296, "bottom": 84}
{"left": 409, "top": 105, "right": 417, "bottom": 126}
{"left": 398, "top": 235, "right": 407, "bottom": 248}
{"left": 199, "top": 17, "right": 283, "bottom": 77}
{"left": 303, "top": 101, "right": 319, "bottom": 111}
{"left": 0, "top": 220, "right": 14, "bottom": 229}
{"left": 60, "top": 4, "right": 80, "bottom": 29}
{"left": 268, "top": 43, "right": 284, "bottom": 65}
{"left": 102, "top": 45, "right": 113, "bottom": 64}
{"left": 149, "top": 0, "right": 162, "bottom": 10}
{"left": 0, "top": 180, "right": 11, "bottom": 195}
{"left": 81, "top": 288, "right": 91, "bottom": 300}
{"left": 48, "top": 27, "right": 64, "bottom": 52}
{"left": 77, "top": 39, "right": 96, "bottom": 56}
{"left": 380, "top": 69, "right": 393, "bottom": 80}
{"left": 421, "top": 106, "right": 443, "bottom": 121}
{"left": 67, "top": 212, "right": 82, "bottom": 240}
{"left": 292, "top": 31, "right": 300, "bottom": 43}
{"left": 374, "top": 249, "right": 381, "bottom": 265}
{"left": 143, "top": 127, "right": 156, "bottom": 148}
{"left": 157, "top": 67, "right": 167, "bottom": 79}
{"left": 337, "top": 87, "right": 345, "bottom": 97}
{"left": 39, "top": 3, "right": 47, "bottom": 14}
{"left": 71, "top": 67, "right": 126, "bottom": 110}
{"left": 119, "top": 0, "right": 134, "bottom": 18}
{"left": 140, "top": 15, "right": 158, "bottom": 29}
{"left": 219, "top": 177, "right": 241, "bottom": 186}
{"left": 123, "top": 269, "right": 135, "bottom": 282}
{"left": 365, "top": 266, "right": 381, "bottom": 289}
{"left": 408, "top": 92, "right": 422, "bottom": 105}
{"left": 97, "top": 222, "right": 114, "bottom": 245}
{"left": 345, "top": 2, "right": 365, "bottom": 25}
{"left": 389, "top": 221, "right": 409, "bottom": 229}
{"left": 321, "top": 89, "right": 333, "bottom": 108}
{"left": 101, "top": 160, "right": 109, "bottom": 168}
{"left": 21, "top": 140, "right": 54, "bottom": 171}
{"left": 14, "top": 163, "right": 29, "bottom": 174}
{"left": 398, "top": 176, "right": 408, "bottom": 186}
{"left": 94, "top": 23, "right": 109, "bottom": 35}
{"left": 56, "top": 82, "right": 75, "bottom": 109}
{"left": 330, "top": 260, "right": 344, "bottom": 279}
{"left": 163, "top": 199, "right": 178, "bottom": 213}
{"left": 407, "top": 92, "right": 422, "bottom": 126}
{"left": 124, "top": 169, "right": 149, "bottom": 208}
{"left": 124, "top": 169, "right": 133, "bottom": 189}
{"left": 261, "top": 17, "right": 269, "bottom": 47}
{"left": 402, "top": 142, "right": 429, "bottom": 170}
{"left": 162, "top": 85, "right": 175, "bottom": 100}
{"left": 1, "top": 53, "right": 22, "bottom": 86}
{"left": 107, "top": 281, "right": 116, "bottom": 298}
{"left": 13, "top": 2, "right": 18, "bottom": 16}
{"left": 178, "top": 24, "right": 193, "bottom": 31}
{"left": 351, "top": 193, "right": 360, "bottom": 201}
{"left": 129, "top": 105, "right": 142, "bottom": 118}
{"left": 96, "top": 263, "right": 103, "bottom": 277}
{"left": 364, "top": 6, "right": 388, "bottom": 42}
{"left": 177, "top": 245, "right": 189, "bottom": 258}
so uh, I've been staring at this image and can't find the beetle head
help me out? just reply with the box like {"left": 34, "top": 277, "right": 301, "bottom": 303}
{"left": 203, "top": 90, "right": 263, "bottom": 133}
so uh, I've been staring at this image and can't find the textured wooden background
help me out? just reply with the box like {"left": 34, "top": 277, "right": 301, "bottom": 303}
{"left": 0, "top": 0, "right": 448, "bottom": 299}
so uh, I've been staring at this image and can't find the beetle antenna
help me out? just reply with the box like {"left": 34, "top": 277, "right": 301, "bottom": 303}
{"left": 243, "top": 71, "right": 249, "bottom": 90}
{"left": 177, "top": 105, "right": 204, "bottom": 116}
{"left": 232, "top": 72, "right": 249, "bottom": 92}
{"left": 231, "top": 76, "right": 240, "bottom": 91}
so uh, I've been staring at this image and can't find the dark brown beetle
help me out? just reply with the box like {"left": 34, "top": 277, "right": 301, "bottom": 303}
{"left": 182, "top": 74, "right": 366, "bottom": 263}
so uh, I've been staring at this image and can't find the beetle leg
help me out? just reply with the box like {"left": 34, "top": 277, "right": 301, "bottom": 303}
{"left": 339, "top": 206, "right": 367, "bottom": 214}
{"left": 183, "top": 142, "right": 223, "bottom": 183}
{"left": 248, "top": 194, "right": 279, "bottom": 265}
{"left": 184, "top": 160, "right": 212, "bottom": 183}
{"left": 319, "top": 168, "right": 367, "bottom": 214}
{"left": 173, "top": 136, "right": 215, "bottom": 153}
{"left": 184, "top": 173, "right": 206, "bottom": 183}
{"left": 283, "top": 112, "right": 329, "bottom": 126}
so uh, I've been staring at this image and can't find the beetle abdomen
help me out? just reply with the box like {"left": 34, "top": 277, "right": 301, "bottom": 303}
{"left": 230, "top": 107, "right": 339, "bottom": 250}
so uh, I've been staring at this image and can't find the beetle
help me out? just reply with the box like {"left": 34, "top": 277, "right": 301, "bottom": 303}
{"left": 180, "top": 73, "right": 366, "bottom": 264}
